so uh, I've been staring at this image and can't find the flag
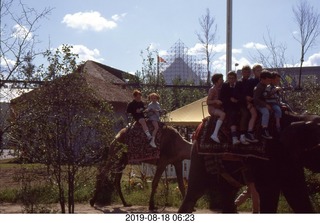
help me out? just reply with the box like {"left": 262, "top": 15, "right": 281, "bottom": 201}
{"left": 157, "top": 56, "right": 166, "bottom": 63}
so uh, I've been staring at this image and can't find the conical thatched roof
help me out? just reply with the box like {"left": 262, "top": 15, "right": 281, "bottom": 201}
{"left": 11, "top": 60, "right": 134, "bottom": 105}
{"left": 81, "top": 60, "right": 132, "bottom": 103}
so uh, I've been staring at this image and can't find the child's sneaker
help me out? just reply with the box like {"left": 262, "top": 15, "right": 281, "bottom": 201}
{"left": 261, "top": 129, "right": 273, "bottom": 139}
{"left": 240, "top": 134, "right": 250, "bottom": 145}
{"left": 232, "top": 137, "right": 240, "bottom": 145}
{"left": 245, "top": 132, "right": 259, "bottom": 143}
{"left": 149, "top": 140, "right": 157, "bottom": 148}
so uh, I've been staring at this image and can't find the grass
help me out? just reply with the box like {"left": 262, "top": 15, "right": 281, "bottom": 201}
{"left": 1, "top": 160, "right": 319, "bottom": 213}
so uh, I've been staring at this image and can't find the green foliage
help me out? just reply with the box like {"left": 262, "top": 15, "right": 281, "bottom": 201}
{"left": 283, "top": 77, "right": 320, "bottom": 114}
{"left": 10, "top": 74, "right": 114, "bottom": 165}
{"left": 11, "top": 166, "right": 57, "bottom": 213}
{"left": 0, "top": 189, "right": 19, "bottom": 203}
{"left": 41, "top": 44, "right": 80, "bottom": 81}
{"left": 7, "top": 45, "right": 115, "bottom": 213}
{"left": 304, "top": 169, "right": 320, "bottom": 212}
{"left": 0, "top": 164, "right": 104, "bottom": 212}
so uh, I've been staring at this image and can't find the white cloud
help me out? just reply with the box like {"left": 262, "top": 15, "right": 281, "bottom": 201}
{"left": 11, "top": 24, "right": 33, "bottom": 41}
{"left": 233, "top": 57, "right": 252, "bottom": 69}
{"left": 57, "top": 44, "right": 104, "bottom": 63}
{"left": 232, "top": 48, "right": 242, "bottom": 54}
{"left": 213, "top": 43, "right": 227, "bottom": 53}
{"left": 211, "top": 54, "right": 227, "bottom": 73}
{"left": 0, "top": 57, "right": 15, "bottom": 69}
{"left": 158, "top": 50, "right": 168, "bottom": 57}
{"left": 189, "top": 43, "right": 226, "bottom": 55}
{"left": 303, "top": 52, "right": 320, "bottom": 66}
{"left": 188, "top": 43, "right": 203, "bottom": 55}
{"left": 243, "top": 42, "right": 267, "bottom": 50}
{"left": 0, "top": 57, "right": 15, "bottom": 78}
{"left": 210, "top": 54, "right": 255, "bottom": 75}
{"left": 111, "top": 13, "right": 127, "bottom": 21}
{"left": 62, "top": 11, "right": 117, "bottom": 31}
{"left": 148, "top": 43, "right": 160, "bottom": 51}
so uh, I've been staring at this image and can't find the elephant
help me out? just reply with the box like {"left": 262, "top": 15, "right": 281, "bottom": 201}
{"left": 90, "top": 122, "right": 192, "bottom": 211}
{"left": 178, "top": 111, "right": 320, "bottom": 213}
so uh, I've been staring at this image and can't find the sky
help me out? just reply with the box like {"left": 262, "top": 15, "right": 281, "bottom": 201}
{"left": 3, "top": 0, "right": 320, "bottom": 75}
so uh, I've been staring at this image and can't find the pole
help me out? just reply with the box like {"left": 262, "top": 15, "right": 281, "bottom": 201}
{"left": 226, "top": 0, "right": 233, "bottom": 73}
{"left": 156, "top": 55, "right": 160, "bottom": 90}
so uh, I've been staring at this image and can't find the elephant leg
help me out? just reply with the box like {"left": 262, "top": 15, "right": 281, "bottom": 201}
{"left": 89, "top": 182, "right": 100, "bottom": 207}
{"left": 252, "top": 159, "right": 280, "bottom": 213}
{"left": 173, "top": 161, "right": 186, "bottom": 198}
{"left": 282, "top": 185, "right": 314, "bottom": 213}
{"left": 90, "top": 166, "right": 111, "bottom": 206}
{"left": 178, "top": 145, "right": 208, "bottom": 213}
{"left": 149, "top": 162, "right": 167, "bottom": 211}
{"left": 280, "top": 166, "right": 314, "bottom": 213}
{"left": 256, "top": 183, "right": 280, "bottom": 213}
{"left": 114, "top": 172, "right": 131, "bottom": 207}
{"left": 209, "top": 178, "right": 238, "bottom": 213}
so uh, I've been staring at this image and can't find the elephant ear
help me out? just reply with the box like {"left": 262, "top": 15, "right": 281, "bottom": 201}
{"left": 280, "top": 121, "right": 305, "bottom": 149}
{"left": 301, "top": 123, "right": 320, "bottom": 172}
{"left": 280, "top": 121, "right": 318, "bottom": 154}
{"left": 303, "top": 143, "right": 320, "bottom": 173}
{"left": 280, "top": 121, "right": 320, "bottom": 155}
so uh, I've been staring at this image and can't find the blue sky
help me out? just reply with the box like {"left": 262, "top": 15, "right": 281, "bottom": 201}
{"left": 3, "top": 0, "right": 320, "bottom": 75}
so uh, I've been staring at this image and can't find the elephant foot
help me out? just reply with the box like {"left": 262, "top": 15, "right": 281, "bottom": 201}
{"left": 123, "top": 203, "right": 132, "bottom": 207}
{"left": 178, "top": 201, "right": 196, "bottom": 213}
{"left": 149, "top": 206, "right": 158, "bottom": 211}
{"left": 89, "top": 198, "right": 95, "bottom": 207}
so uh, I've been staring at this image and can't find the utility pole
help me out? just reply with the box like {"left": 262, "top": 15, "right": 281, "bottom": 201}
{"left": 226, "top": 0, "right": 233, "bottom": 73}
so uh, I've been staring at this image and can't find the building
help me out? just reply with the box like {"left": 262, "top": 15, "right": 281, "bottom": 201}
{"left": 10, "top": 60, "right": 134, "bottom": 131}
{"left": 236, "top": 66, "right": 320, "bottom": 87}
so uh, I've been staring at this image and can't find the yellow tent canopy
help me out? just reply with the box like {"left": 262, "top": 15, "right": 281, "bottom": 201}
{"left": 165, "top": 96, "right": 209, "bottom": 127}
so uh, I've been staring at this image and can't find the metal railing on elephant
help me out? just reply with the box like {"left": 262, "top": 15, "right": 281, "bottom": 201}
{"left": 201, "top": 100, "right": 208, "bottom": 119}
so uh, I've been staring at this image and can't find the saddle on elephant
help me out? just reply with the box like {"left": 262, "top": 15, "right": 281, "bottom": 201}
{"left": 194, "top": 116, "right": 269, "bottom": 160}
{"left": 125, "top": 120, "right": 164, "bottom": 164}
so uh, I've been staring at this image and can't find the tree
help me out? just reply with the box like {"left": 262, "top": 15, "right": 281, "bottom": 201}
{"left": 0, "top": 0, "right": 52, "bottom": 155}
{"left": 8, "top": 46, "right": 115, "bottom": 213}
{"left": 0, "top": 0, "right": 52, "bottom": 82}
{"left": 251, "top": 29, "right": 288, "bottom": 70}
{"left": 196, "top": 8, "right": 218, "bottom": 85}
{"left": 292, "top": 0, "right": 320, "bottom": 89}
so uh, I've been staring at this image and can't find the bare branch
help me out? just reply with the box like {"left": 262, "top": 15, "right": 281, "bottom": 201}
{"left": 292, "top": 0, "right": 320, "bottom": 88}
{"left": 196, "top": 8, "right": 218, "bottom": 85}
{"left": 250, "top": 28, "right": 288, "bottom": 69}
{"left": 0, "top": 0, "right": 53, "bottom": 81}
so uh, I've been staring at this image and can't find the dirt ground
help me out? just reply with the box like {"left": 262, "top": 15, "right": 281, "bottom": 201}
{"left": 0, "top": 203, "right": 215, "bottom": 214}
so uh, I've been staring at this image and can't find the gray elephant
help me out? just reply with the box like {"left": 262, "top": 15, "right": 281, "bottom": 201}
{"left": 178, "top": 111, "right": 320, "bottom": 213}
